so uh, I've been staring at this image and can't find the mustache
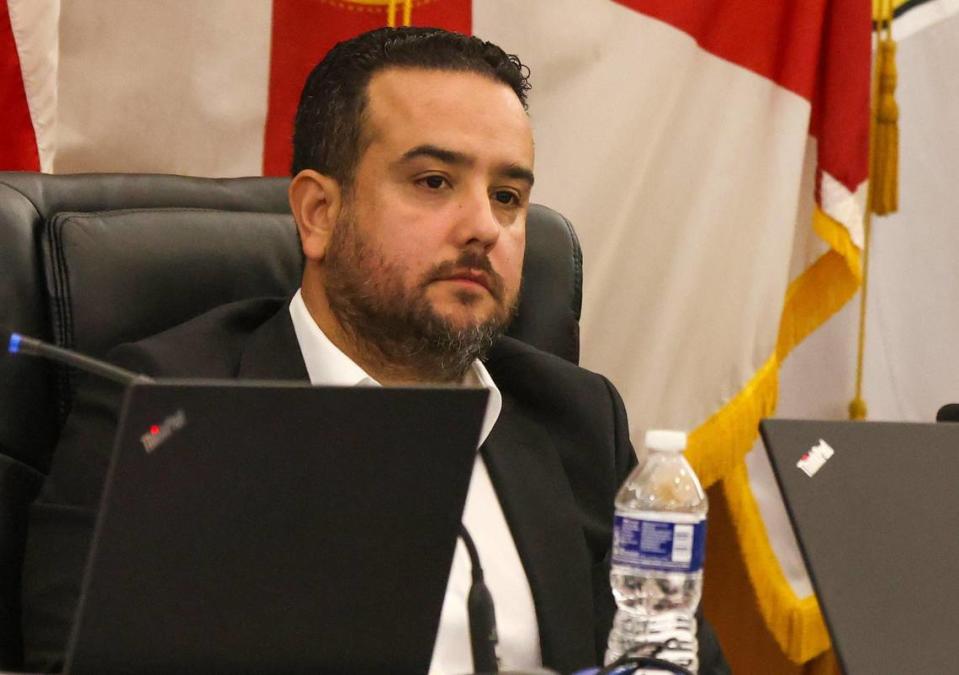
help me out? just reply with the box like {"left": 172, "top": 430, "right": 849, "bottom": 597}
{"left": 426, "top": 250, "right": 506, "bottom": 301}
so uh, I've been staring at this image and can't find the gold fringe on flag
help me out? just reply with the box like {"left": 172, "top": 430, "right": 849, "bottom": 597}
{"left": 688, "top": 205, "right": 862, "bottom": 664}
{"left": 696, "top": 4, "right": 879, "bottom": 664}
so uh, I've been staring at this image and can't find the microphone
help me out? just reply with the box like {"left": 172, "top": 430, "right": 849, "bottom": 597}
{"left": 936, "top": 403, "right": 959, "bottom": 422}
{"left": 459, "top": 524, "right": 500, "bottom": 674}
{"left": 3, "top": 329, "right": 151, "bottom": 386}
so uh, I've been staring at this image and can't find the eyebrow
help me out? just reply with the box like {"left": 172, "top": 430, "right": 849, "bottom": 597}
{"left": 399, "top": 144, "right": 535, "bottom": 186}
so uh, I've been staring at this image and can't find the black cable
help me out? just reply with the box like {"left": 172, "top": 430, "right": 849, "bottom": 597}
{"left": 459, "top": 524, "right": 499, "bottom": 674}
{"left": 597, "top": 638, "right": 695, "bottom": 675}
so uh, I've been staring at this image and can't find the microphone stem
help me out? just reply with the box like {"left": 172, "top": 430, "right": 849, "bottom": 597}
{"left": 8, "top": 333, "right": 151, "bottom": 385}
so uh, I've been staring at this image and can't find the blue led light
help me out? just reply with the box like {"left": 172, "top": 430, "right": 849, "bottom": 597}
{"left": 8, "top": 333, "right": 22, "bottom": 354}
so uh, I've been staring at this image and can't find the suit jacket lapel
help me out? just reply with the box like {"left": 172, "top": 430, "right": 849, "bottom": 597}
{"left": 236, "top": 302, "right": 310, "bottom": 380}
{"left": 482, "top": 392, "right": 597, "bottom": 673}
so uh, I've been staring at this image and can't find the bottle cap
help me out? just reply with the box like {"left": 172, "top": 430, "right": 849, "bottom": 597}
{"left": 645, "top": 429, "right": 687, "bottom": 452}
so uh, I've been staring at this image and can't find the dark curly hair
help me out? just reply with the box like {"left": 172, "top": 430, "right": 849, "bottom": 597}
{"left": 291, "top": 27, "right": 531, "bottom": 182}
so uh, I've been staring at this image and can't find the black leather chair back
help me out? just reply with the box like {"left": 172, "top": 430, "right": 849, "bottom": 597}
{"left": 0, "top": 171, "right": 583, "bottom": 669}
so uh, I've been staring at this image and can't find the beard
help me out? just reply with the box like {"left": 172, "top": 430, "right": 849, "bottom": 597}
{"left": 323, "top": 209, "right": 519, "bottom": 383}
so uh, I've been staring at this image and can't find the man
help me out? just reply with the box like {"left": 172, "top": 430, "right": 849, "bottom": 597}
{"left": 22, "top": 28, "right": 727, "bottom": 673}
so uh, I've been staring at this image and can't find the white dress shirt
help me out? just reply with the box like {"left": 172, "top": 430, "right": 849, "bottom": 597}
{"left": 289, "top": 291, "right": 541, "bottom": 674}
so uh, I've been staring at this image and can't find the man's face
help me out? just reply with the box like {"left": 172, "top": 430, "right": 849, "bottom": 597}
{"left": 323, "top": 67, "right": 534, "bottom": 379}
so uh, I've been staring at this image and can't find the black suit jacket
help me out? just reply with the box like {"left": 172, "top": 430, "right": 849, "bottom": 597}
{"left": 22, "top": 297, "right": 728, "bottom": 674}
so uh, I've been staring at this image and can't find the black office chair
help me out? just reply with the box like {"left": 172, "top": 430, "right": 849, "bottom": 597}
{"left": 0, "top": 171, "right": 584, "bottom": 669}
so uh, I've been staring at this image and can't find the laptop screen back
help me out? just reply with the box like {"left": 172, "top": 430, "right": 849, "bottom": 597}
{"left": 66, "top": 381, "right": 487, "bottom": 675}
{"left": 761, "top": 418, "right": 959, "bottom": 674}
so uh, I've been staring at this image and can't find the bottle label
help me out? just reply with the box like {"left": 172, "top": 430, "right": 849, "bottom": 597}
{"left": 612, "top": 512, "right": 707, "bottom": 573}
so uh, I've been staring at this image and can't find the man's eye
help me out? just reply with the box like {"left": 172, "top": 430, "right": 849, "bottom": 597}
{"left": 420, "top": 175, "right": 448, "bottom": 189}
{"left": 493, "top": 190, "right": 519, "bottom": 206}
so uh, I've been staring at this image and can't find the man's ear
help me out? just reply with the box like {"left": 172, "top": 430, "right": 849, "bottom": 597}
{"left": 289, "top": 169, "right": 342, "bottom": 263}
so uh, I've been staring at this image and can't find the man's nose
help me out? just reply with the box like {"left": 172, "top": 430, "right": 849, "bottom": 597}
{"left": 453, "top": 189, "right": 501, "bottom": 250}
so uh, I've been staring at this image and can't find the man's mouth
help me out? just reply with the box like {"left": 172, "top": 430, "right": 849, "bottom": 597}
{"left": 428, "top": 252, "right": 505, "bottom": 301}
{"left": 440, "top": 269, "right": 493, "bottom": 293}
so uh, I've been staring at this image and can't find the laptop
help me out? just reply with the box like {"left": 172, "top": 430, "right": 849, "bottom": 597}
{"left": 760, "top": 419, "right": 959, "bottom": 674}
{"left": 65, "top": 380, "right": 488, "bottom": 675}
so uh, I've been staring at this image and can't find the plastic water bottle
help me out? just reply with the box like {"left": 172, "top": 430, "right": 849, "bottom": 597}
{"left": 605, "top": 430, "right": 707, "bottom": 673}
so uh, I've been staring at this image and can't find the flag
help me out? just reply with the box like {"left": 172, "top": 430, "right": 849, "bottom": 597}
{"left": 4, "top": 1, "right": 920, "bottom": 671}
{"left": 262, "top": 0, "right": 471, "bottom": 175}
{"left": 12, "top": 0, "right": 470, "bottom": 176}
{"left": 472, "top": 2, "right": 870, "bottom": 671}
{"left": 0, "top": 0, "right": 36, "bottom": 170}
{"left": 1, "top": 0, "right": 56, "bottom": 171}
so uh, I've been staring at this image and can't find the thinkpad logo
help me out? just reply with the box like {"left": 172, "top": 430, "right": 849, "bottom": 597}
{"left": 141, "top": 409, "right": 187, "bottom": 453}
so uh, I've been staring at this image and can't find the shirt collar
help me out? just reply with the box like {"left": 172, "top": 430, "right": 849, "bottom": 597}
{"left": 289, "top": 290, "right": 502, "bottom": 446}
{"left": 289, "top": 289, "right": 376, "bottom": 387}
{"left": 465, "top": 356, "right": 502, "bottom": 448}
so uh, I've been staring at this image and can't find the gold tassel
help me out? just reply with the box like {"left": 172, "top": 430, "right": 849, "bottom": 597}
{"left": 848, "top": 397, "right": 868, "bottom": 421}
{"left": 871, "top": 4, "right": 899, "bottom": 215}
{"left": 848, "top": 1, "right": 898, "bottom": 421}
